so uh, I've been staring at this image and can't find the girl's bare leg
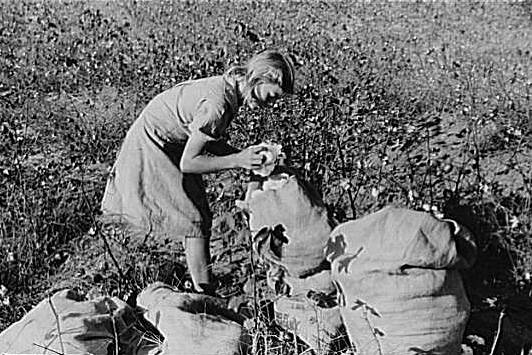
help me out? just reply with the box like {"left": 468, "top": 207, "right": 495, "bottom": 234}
{"left": 185, "top": 236, "right": 212, "bottom": 292}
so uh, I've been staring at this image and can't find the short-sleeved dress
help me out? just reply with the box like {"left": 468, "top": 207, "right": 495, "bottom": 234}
{"left": 101, "top": 75, "right": 239, "bottom": 242}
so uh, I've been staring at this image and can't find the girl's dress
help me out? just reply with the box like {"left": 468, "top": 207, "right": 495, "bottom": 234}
{"left": 101, "top": 75, "right": 239, "bottom": 242}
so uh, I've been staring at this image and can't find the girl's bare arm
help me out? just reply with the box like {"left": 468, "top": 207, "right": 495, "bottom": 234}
{"left": 180, "top": 132, "right": 263, "bottom": 174}
{"left": 204, "top": 140, "right": 241, "bottom": 156}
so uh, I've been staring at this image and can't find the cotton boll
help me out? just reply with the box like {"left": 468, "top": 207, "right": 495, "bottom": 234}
{"left": 260, "top": 150, "right": 275, "bottom": 165}
{"left": 251, "top": 143, "right": 283, "bottom": 177}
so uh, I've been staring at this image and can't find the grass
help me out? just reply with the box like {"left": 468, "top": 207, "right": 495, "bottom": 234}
{"left": 0, "top": 1, "right": 531, "bottom": 353}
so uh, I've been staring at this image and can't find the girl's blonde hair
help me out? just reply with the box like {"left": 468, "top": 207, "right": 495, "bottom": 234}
{"left": 227, "top": 49, "right": 295, "bottom": 100}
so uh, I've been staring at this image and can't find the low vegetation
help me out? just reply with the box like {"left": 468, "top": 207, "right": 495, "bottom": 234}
{"left": 0, "top": 1, "right": 530, "bottom": 353}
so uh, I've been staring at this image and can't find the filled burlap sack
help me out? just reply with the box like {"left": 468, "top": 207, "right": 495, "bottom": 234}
{"left": 274, "top": 270, "right": 350, "bottom": 354}
{"left": 242, "top": 173, "right": 349, "bottom": 353}
{"left": 243, "top": 172, "right": 335, "bottom": 278}
{"left": 137, "top": 282, "right": 248, "bottom": 355}
{"left": 275, "top": 295, "right": 348, "bottom": 354}
{"left": 328, "top": 206, "right": 477, "bottom": 355}
{"left": 0, "top": 289, "right": 160, "bottom": 355}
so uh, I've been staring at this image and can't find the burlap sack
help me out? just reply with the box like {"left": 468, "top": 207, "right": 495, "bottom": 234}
{"left": 137, "top": 282, "right": 248, "bottom": 355}
{"left": 275, "top": 294, "right": 348, "bottom": 354}
{"left": 0, "top": 289, "right": 159, "bottom": 355}
{"left": 244, "top": 173, "right": 334, "bottom": 278}
{"left": 328, "top": 206, "right": 476, "bottom": 355}
{"left": 273, "top": 269, "right": 350, "bottom": 354}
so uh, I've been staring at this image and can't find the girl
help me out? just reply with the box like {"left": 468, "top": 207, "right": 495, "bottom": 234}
{"left": 101, "top": 50, "right": 295, "bottom": 294}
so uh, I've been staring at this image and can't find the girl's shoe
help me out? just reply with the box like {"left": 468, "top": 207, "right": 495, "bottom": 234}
{"left": 183, "top": 280, "right": 216, "bottom": 297}
{"left": 196, "top": 283, "right": 217, "bottom": 297}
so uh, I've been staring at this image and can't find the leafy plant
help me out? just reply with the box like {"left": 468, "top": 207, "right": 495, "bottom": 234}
{"left": 1, "top": 1, "right": 530, "bottom": 353}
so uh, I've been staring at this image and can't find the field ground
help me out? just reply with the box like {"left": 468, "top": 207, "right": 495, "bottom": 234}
{"left": 0, "top": 1, "right": 531, "bottom": 353}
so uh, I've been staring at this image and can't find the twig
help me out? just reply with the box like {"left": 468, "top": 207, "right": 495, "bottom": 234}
{"left": 361, "top": 303, "right": 384, "bottom": 355}
{"left": 80, "top": 169, "right": 126, "bottom": 283}
{"left": 335, "top": 134, "right": 356, "bottom": 219}
{"left": 33, "top": 343, "right": 63, "bottom": 355}
{"left": 48, "top": 296, "right": 65, "bottom": 355}
{"left": 293, "top": 322, "right": 299, "bottom": 354}
{"left": 244, "top": 213, "right": 260, "bottom": 336}
{"left": 489, "top": 308, "right": 505, "bottom": 355}
{"left": 470, "top": 113, "right": 484, "bottom": 197}
{"left": 425, "top": 118, "right": 434, "bottom": 207}
{"left": 313, "top": 303, "right": 322, "bottom": 355}
{"left": 453, "top": 129, "right": 472, "bottom": 194}
{"left": 252, "top": 331, "right": 260, "bottom": 355}
{"left": 110, "top": 305, "right": 119, "bottom": 355}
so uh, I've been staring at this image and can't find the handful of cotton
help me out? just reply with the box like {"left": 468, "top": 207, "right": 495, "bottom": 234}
{"left": 252, "top": 143, "right": 283, "bottom": 177}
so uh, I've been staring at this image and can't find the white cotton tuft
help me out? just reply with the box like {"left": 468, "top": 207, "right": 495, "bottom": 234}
{"left": 252, "top": 143, "right": 283, "bottom": 177}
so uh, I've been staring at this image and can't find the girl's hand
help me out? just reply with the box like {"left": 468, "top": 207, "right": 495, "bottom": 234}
{"left": 234, "top": 146, "right": 264, "bottom": 170}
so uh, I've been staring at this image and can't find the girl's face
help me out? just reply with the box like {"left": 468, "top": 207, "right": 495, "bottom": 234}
{"left": 247, "top": 82, "right": 284, "bottom": 109}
